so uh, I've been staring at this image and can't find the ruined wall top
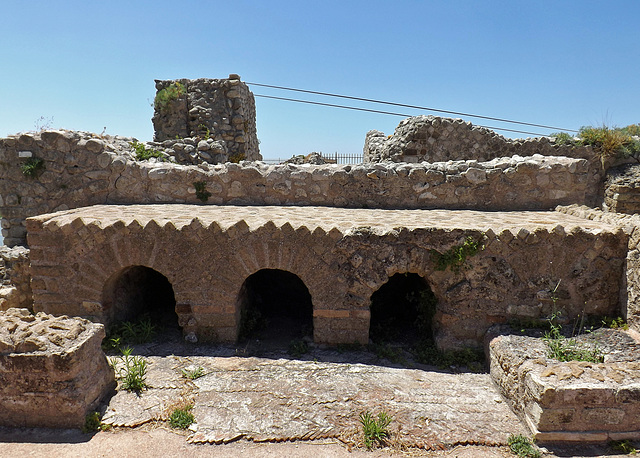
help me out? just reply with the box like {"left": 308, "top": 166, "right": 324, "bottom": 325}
{"left": 364, "top": 115, "right": 597, "bottom": 163}
{"left": 152, "top": 75, "right": 261, "bottom": 162}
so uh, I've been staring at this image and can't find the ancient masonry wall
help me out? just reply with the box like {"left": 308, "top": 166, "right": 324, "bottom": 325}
{"left": 604, "top": 163, "right": 640, "bottom": 215}
{"left": 0, "top": 130, "right": 601, "bottom": 247}
{"left": 152, "top": 75, "right": 260, "bottom": 162}
{"left": 0, "top": 308, "right": 115, "bottom": 428}
{"left": 26, "top": 205, "right": 627, "bottom": 349}
{"left": 557, "top": 204, "right": 640, "bottom": 330}
{"left": 364, "top": 115, "right": 597, "bottom": 164}
{"left": 0, "top": 246, "right": 31, "bottom": 311}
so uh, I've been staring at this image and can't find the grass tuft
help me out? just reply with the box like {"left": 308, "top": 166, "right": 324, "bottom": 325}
{"left": 360, "top": 410, "right": 392, "bottom": 449}
{"left": 169, "top": 405, "right": 195, "bottom": 429}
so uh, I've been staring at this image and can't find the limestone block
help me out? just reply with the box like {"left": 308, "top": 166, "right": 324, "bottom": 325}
{"left": 0, "top": 308, "right": 115, "bottom": 428}
{"left": 490, "top": 332, "right": 640, "bottom": 442}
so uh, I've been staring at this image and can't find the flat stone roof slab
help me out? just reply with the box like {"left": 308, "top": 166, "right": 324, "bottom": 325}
{"left": 30, "top": 204, "right": 622, "bottom": 234}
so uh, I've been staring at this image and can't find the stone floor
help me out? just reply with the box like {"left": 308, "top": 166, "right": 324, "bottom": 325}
{"left": 100, "top": 335, "right": 527, "bottom": 449}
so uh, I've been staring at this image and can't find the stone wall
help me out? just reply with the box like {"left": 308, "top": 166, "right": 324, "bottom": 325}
{"left": 0, "top": 246, "right": 31, "bottom": 311}
{"left": 557, "top": 204, "right": 640, "bottom": 332}
{"left": 0, "top": 129, "right": 601, "bottom": 247}
{"left": 364, "top": 115, "right": 597, "bottom": 164}
{"left": 152, "top": 75, "right": 260, "bottom": 162}
{"left": 0, "top": 308, "right": 115, "bottom": 428}
{"left": 604, "top": 163, "right": 640, "bottom": 214}
{"left": 26, "top": 205, "right": 627, "bottom": 349}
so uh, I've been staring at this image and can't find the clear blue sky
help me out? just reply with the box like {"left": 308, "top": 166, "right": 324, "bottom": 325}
{"left": 1, "top": 0, "right": 638, "bottom": 160}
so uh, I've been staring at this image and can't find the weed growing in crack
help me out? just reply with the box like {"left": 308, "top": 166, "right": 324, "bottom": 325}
{"left": 113, "top": 346, "right": 148, "bottom": 393}
{"left": 82, "top": 411, "right": 102, "bottom": 434}
{"left": 508, "top": 434, "right": 541, "bottom": 458}
{"left": 360, "top": 410, "right": 392, "bottom": 450}
{"left": 20, "top": 157, "right": 45, "bottom": 178}
{"left": 543, "top": 313, "right": 604, "bottom": 363}
{"left": 610, "top": 439, "right": 638, "bottom": 455}
{"left": 181, "top": 366, "right": 205, "bottom": 380}
{"left": 169, "top": 405, "right": 195, "bottom": 429}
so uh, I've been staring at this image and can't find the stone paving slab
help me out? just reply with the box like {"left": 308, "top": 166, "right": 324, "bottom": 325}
{"left": 101, "top": 353, "right": 527, "bottom": 448}
{"left": 31, "top": 204, "right": 621, "bottom": 234}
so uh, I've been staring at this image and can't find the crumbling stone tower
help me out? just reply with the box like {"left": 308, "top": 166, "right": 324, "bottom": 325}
{"left": 152, "top": 74, "right": 260, "bottom": 162}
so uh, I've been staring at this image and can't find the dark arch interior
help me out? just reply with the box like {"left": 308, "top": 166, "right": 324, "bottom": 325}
{"left": 103, "top": 265, "right": 178, "bottom": 329}
{"left": 369, "top": 273, "right": 436, "bottom": 345}
{"left": 237, "top": 269, "right": 313, "bottom": 343}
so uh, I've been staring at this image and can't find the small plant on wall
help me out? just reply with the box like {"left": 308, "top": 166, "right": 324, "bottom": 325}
{"left": 430, "top": 235, "right": 484, "bottom": 272}
{"left": 193, "top": 181, "right": 212, "bottom": 202}
{"left": 20, "top": 157, "right": 45, "bottom": 178}
{"left": 154, "top": 82, "right": 185, "bottom": 113}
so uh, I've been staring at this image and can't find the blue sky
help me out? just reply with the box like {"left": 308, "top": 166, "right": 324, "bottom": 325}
{"left": 1, "top": 0, "right": 638, "bottom": 160}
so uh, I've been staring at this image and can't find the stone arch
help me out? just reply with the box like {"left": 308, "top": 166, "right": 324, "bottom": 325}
{"left": 369, "top": 272, "right": 437, "bottom": 345}
{"left": 236, "top": 268, "right": 313, "bottom": 343}
{"left": 102, "top": 265, "right": 179, "bottom": 329}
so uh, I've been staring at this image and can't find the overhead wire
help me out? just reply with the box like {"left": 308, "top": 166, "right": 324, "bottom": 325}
{"left": 248, "top": 81, "right": 578, "bottom": 134}
{"left": 254, "top": 94, "right": 548, "bottom": 137}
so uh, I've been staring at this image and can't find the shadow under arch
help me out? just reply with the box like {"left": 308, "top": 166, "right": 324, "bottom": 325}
{"left": 369, "top": 272, "right": 437, "bottom": 346}
{"left": 102, "top": 265, "right": 179, "bottom": 329}
{"left": 237, "top": 268, "right": 313, "bottom": 345}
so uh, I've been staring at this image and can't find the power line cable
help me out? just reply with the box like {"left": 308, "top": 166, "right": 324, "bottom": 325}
{"left": 254, "top": 94, "right": 548, "bottom": 137}
{"left": 248, "top": 82, "right": 578, "bottom": 133}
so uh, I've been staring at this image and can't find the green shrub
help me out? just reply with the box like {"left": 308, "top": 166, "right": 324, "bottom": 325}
{"left": 508, "top": 434, "right": 541, "bottom": 458}
{"left": 169, "top": 405, "right": 195, "bottom": 429}
{"left": 154, "top": 82, "right": 185, "bottom": 112}
{"left": 360, "top": 410, "right": 392, "bottom": 449}
{"left": 130, "top": 141, "right": 166, "bottom": 162}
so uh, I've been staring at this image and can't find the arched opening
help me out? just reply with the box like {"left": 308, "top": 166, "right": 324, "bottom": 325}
{"left": 369, "top": 273, "right": 436, "bottom": 346}
{"left": 237, "top": 269, "right": 313, "bottom": 344}
{"left": 102, "top": 265, "right": 178, "bottom": 330}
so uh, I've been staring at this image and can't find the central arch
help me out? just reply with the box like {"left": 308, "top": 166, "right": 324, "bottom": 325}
{"left": 369, "top": 272, "right": 436, "bottom": 345}
{"left": 102, "top": 265, "right": 178, "bottom": 329}
{"left": 236, "top": 268, "right": 314, "bottom": 343}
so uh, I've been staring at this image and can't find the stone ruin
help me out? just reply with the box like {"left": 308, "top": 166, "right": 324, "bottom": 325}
{"left": 1, "top": 75, "right": 640, "bottom": 439}
{"left": 0, "top": 308, "right": 114, "bottom": 428}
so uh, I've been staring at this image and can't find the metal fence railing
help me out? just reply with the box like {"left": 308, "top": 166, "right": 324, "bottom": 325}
{"left": 261, "top": 153, "right": 363, "bottom": 165}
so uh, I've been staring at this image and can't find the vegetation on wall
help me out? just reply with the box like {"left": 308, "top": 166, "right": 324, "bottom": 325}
{"left": 430, "top": 235, "right": 484, "bottom": 272}
{"left": 193, "top": 181, "right": 212, "bottom": 202}
{"left": 20, "top": 157, "right": 45, "bottom": 178}
{"left": 130, "top": 141, "right": 167, "bottom": 162}
{"left": 551, "top": 124, "right": 640, "bottom": 164}
{"left": 154, "top": 81, "right": 185, "bottom": 113}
